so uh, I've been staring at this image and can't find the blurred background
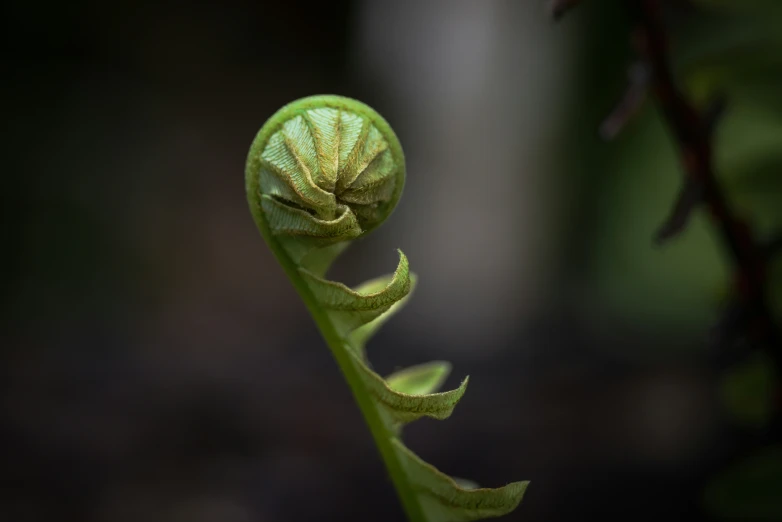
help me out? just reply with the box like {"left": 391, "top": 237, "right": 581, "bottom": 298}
{"left": 3, "top": 0, "right": 782, "bottom": 521}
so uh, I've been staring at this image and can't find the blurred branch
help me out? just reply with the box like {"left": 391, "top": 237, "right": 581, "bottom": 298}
{"left": 623, "top": 0, "right": 780, "bottom": 363}
{"left": 653, "top": 177, "right": 702, "bottom": 244}
{"left": 612, "top": 4, "right": 782, "bottom": 500}
{"left": 551, "top": 0, "right": 782, "bottom": 502}
{"left": 614, "top": 1, "right": 782, "bottom": 511}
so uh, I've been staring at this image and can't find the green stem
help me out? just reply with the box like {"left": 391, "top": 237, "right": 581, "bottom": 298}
{"left": 258, "top": 229, "right": 427, "bottom": 522}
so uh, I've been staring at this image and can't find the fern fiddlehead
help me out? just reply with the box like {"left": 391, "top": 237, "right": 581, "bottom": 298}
{"left": 245, "top": 95, "right": 527, "bottom": 522}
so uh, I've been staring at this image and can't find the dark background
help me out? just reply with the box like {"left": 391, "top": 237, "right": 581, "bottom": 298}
{"left": 3, "top": 1, "right": 782, "bottom": 521}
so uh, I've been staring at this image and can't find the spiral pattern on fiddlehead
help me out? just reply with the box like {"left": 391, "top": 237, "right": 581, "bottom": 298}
{"left": 246, "top": 95, "right": 405, "bottom": 259}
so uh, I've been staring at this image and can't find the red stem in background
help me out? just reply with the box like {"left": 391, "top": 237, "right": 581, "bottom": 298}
{"left": 626, "top": 0, "right": 781, "bottom": 370}
{"left": 622, "top": 5, "right": 782, "bottom": 510}
{"left": 555, "top": 0, "right": 782, "bottom": 508}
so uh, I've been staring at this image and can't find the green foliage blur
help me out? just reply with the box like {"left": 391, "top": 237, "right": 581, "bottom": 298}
{"left": 568, "top": 1, "right": 782, "bottom": 518}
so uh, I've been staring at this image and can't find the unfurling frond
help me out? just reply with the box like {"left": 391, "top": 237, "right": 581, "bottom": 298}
{"left": 246, "top": 95, "right": 527, "bottom": 522}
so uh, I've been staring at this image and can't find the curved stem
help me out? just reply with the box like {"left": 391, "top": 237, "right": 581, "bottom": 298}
{"left": 253, "top": 214, "right": 427, "bottom": 521}
{"left": 295, "top": 272, "right": 427, "bottom": 522}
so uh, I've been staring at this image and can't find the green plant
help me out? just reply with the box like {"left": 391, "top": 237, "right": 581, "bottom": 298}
{"left": 245, "top": 95, "right": 527, "bottom": 522}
